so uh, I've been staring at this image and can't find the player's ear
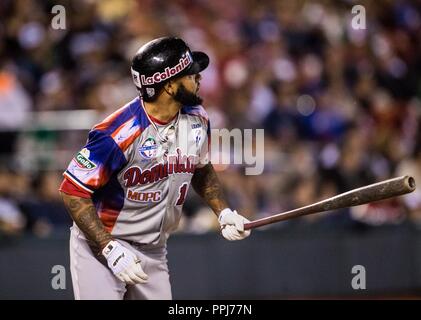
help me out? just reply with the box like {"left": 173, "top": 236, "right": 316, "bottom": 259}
{"left": 163, "top": 80, "right": 177, "bottom": 96}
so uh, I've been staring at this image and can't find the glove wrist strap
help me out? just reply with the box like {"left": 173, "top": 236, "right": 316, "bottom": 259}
{"left": 218, "top": 208, "right": 231, "bottom": 223}
{"left": 102, "top": 240, "right": 118, "bottom": 257}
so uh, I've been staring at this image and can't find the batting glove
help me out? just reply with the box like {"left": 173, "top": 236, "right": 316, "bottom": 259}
{"left": 218, "top": 208, "right": 251, "bottom": 241}
{"left": 102, "top": 240, "right": 148, "bottom": 285}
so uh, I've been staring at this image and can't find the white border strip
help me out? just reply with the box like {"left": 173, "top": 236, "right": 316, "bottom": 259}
{"left": 64, "top": 171, "right": 94, "bottom": 194}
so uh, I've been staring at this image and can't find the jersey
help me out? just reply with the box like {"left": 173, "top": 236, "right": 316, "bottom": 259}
{"left": 63, "top": 96, "right": 210, "bottom": 247}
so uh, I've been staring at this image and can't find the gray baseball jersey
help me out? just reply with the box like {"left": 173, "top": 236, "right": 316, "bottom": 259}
{"left": 63, "top": 96, "right": 210, "bottom": 247}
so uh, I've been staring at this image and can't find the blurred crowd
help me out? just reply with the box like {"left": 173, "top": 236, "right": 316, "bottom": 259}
{"left": 0, "top": 0, "right": 420, "bottom": 236}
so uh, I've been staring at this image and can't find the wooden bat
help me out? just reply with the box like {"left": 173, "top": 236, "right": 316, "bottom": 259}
{"left": 244, "top": 175, "right": 416, "bottom": 230}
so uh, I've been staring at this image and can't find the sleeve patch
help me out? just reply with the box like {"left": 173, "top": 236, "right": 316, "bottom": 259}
{"left": 73, "top": 148, "right": 97, "bottom": 170}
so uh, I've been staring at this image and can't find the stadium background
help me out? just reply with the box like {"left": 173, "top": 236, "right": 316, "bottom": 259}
{"left": 0, "top": 0, "right": 421, "bottom": 299}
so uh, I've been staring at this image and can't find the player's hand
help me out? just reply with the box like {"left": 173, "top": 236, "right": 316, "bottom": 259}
{"left": 102, "top": 240, "right": 149, "bottom": 285}
{"left": 218, "top": 208, "right": 251, "bottom": 241}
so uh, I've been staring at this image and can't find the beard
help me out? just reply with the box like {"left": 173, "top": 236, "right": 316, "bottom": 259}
{"left": 174, "top": 83, "right": 203, "bottom": 106}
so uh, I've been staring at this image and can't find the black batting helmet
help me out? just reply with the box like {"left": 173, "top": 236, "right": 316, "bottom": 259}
{"left": 131, "top": 37, "right": 209, "bottom": 101}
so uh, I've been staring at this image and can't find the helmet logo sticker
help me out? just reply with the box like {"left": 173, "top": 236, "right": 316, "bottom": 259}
{"left": 140, "top": 52, "right": 192, "bottom": 85}
{"left": 131, "top": 68, "right": 142, "bottom": 87}
{"left": 146, "top": 87, "right": 155, "bottom": 97}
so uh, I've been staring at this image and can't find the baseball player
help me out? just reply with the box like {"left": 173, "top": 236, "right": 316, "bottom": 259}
{"left": 59, "top": 37, "right": 251, "bottom": 300}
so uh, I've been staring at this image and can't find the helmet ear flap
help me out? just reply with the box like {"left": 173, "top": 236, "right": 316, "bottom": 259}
{"left": 141, "top": 82, "right": 166, "bottom": 102}
{"left": 132, "top": 66, "right": 164, "bottom": 101}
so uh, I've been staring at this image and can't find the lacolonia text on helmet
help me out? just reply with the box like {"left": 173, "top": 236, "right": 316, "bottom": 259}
{"left": 140, "top": 52, "right": 192, "bottom": 86}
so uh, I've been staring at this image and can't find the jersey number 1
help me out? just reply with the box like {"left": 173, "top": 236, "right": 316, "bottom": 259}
{"left": 176, "top": 183, "right": 188, "bottom": 205}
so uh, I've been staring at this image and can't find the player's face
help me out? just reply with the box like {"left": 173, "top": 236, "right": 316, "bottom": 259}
{"left": 173, "top": 73, "right": 203, "bottom": 106}
{"left": 182, "top": 73, "right": 201, "bottom": 92}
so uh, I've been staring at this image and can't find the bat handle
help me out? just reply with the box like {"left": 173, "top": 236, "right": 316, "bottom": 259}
{"left": 244, "top": 220, "right": 270, "bottom": 230}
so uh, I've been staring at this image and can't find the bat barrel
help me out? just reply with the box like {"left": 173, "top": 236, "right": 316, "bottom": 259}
{"left": 244, "top": 175, "right": 416, "bottom": 230}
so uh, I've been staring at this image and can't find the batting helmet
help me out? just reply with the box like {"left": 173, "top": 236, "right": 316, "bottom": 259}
{"left": 131, "top": 37, "right": 209, "bottom": 101}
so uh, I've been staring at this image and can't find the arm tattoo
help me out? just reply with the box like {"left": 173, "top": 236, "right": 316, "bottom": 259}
{"left": 61, "top": 194, "right": 113, "bottom": 249}
{"left": 191, "top": 163, "right": 228, "bottom": 215}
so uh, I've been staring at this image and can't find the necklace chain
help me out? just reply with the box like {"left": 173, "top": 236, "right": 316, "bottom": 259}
{"left": 140, "top": 98, "right": 180, "bottom": 145}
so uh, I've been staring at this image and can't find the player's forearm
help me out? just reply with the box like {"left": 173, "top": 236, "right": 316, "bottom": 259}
{"left": 60, "top": 193, "right": 113, "bottom": 249}
{"left": 191, "top": 163, "right": 228, "bottom": 215}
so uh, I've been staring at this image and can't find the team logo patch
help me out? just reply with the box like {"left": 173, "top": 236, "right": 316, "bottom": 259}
{"left": 139, "top": 137, "right": 160, "bottom": 159}
{"left": 74, "top": 148, "right": 97, "bottom": 170}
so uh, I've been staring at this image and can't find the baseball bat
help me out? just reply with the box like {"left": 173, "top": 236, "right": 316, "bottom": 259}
{"left": 244, "top": 175, "right": 416, "bottom": 230}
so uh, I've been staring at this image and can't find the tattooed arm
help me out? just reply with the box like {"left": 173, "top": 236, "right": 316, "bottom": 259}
{"left": 61, "top": 192, "right": 149, "bottom": 283}
{"left": 60, "top": 193, "right": 113, "bottom": 249}
{"left": 192, "top": 163, "right": 251, "bottom": 240}
{"left": 191, "top": 163, "right": 228, "bottom": 216}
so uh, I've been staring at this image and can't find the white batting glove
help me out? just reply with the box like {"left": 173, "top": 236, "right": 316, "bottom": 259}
{"left": 218, "top": 208, "right": 251, "bottom": 241}
{"left": 102, "top": 240, "right": 149, "bottom": 285}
